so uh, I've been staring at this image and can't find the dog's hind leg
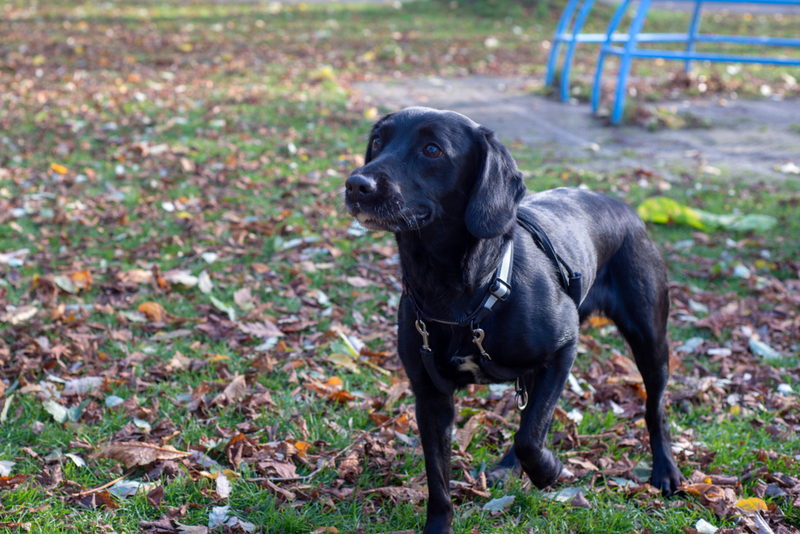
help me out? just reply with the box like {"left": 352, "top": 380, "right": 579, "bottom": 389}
{"left": 602, "top": 234, "right": 684, "bottom": 495}
{"left": 513, "top": 339, "right": 577, "bottom": 489}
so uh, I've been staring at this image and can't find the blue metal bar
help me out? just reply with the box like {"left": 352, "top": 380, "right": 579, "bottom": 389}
{"left": 612, "top": 0, "right": 653, "bottom": 125}
{"left": 601, "top": 46, "right": 800, "bottom": 66}
{"left": 693, "top": 34, "right": 800, "bottom": 46}
{"left": 636, "top": 0, "right": 798, "bottom": 3}
{"left": 555, "top": 33, "right": 800, "bottom": 47}
{"left": 561, "top": 0, "right": 599, "bottom": 101}
{"left": 591, "top": 0, "right": 631, "bottom": 112}
{"left": 545, "top": 0, "right": 583, "bottom": 87}
{"left": 555, "top": 32, "right": 687, "bottom": 43}
{"left": 685, "top": 1, "right": 703, "bottom": 72}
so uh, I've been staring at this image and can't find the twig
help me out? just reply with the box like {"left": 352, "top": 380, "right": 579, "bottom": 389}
{"left": 75, "top": 469, "right": 135, "bottom": 497}
{"left": 246, "top": 412, "right": 406, "bottom": 484}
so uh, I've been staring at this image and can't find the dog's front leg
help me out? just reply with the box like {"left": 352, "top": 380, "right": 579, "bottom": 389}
{"left": 414, "top": 386, "right": 455, "bottom": 534}
{"left": 514, "top": 340, "right": 577, "bottom": 489}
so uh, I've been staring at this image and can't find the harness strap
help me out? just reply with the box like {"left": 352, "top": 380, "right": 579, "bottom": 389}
{"left": 516, "top": 207, "right": 583, "bottom": 308}
{"left": 406, "top": 209, "right": 583, "bottom": 401}
{"left": 403, "top": 241, "right": 514, "bottom": 327}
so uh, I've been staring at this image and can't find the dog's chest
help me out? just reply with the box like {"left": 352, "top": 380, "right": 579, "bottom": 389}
{"left": 437, "top": 332, "right": 496, "bottom": 385}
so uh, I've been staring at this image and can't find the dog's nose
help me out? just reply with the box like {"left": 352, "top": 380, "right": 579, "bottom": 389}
{"left": 345, "top": 174, "right": 377, "bottom": 202}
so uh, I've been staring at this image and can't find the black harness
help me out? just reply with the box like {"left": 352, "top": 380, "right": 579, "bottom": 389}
{"left": 404, "top": 207, "right": 583, "bottom": 409}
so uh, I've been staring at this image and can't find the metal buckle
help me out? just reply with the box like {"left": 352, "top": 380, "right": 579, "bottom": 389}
{"left": 489, "top": 279, "right": 511, "bottom": 301}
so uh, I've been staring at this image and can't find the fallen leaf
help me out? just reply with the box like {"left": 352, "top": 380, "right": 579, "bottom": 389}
{"left": 735, "top": 497, "right": 769, "bottom": 512}
{"left": 0, "top": 305, "right": 39, "bottom": 325}
{"left": 455, "top": 413, "right": 483, "bottom": 453}
{"left": 223, "top": 375, "right": 248, "bottom": 403}
{"left": 215, "top": 472, "right": 231, "bottom": 499}
{"left": 50, "top": 163, "right": 69, "bottom": 174}
{"left": 146, "top": 485, "right": 164, "bottom": 507}
{"left": 238, "top": 320, "right": 284, "bottom": 338}
{"left": 346, "top": 276, "right": 373, "bottom": 288}
{"left": 482, "top": 494, "right": 514, "bottom": 511}
{"left": 138, "top": 301, "right": 168, "bottom": 322}
{"left": 63, "top": 376, "right": 103, "bottom": 395}
{"left": 93, "top": 442, "right": 191, "bottom": 468}
{"left": 0, "top": 474, "right": 26, "bottom": 487}
{"left": 198, "top": 270, "right": 213, "bottom": 294}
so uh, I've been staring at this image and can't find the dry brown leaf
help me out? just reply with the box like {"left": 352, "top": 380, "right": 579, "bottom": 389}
{"left": 146, "top": 485, "right": 164, "bottom": 507}
{"left": 363, "top": 486, "right": 426, "bottom": 504}
{"left": 455, "top": 413, "right": 483, "bottom": 453}
{"left": 77, "top": 489, "right": 118, "bottom": 510}
{"left": 238, "top": 320, "right": 284, "bottom": 338}
{"left": 93, "top": 442, "right": 191, "bottom": 468}
{"left": 117, "top": 269, "right": 153, "bottom": 284}
{"left": 223, "top": 375, "right": 248, "bottom": 403}
{"left": 346, "top": 276, "right": 373, "bottom": 288}
{"left": 0, "top": 474, "right": 26, "bottom": 487}
{"left": 338, "top": 448, "right": 362, "bottom": 481}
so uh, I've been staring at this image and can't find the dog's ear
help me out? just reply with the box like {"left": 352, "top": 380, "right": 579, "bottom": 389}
{"left": 465, "top": 126, "right": 527, "bottom": 239}
{"left": 365, "top": 112, "right": 394, "bottom": 164}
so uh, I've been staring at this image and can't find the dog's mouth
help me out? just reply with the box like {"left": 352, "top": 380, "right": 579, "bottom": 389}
{"left": 353, "top": 209, "right": 431, "bottom": 232}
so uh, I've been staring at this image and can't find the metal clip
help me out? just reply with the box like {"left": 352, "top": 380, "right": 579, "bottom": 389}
{"left": 472, "top": 327, "right": 491, "bottom": 360}
{"left": 515, "top": 376, "right": 528, "bottom": 411}
{"left": 415, "top": 319, "right": 431, "bottom": 352}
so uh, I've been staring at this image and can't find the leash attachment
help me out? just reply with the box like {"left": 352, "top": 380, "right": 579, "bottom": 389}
{"left": 415, "top": 319, "right": 431, "bottom": 352}
{"left": 515, "top": 376, "right": 528, "bottom": 411}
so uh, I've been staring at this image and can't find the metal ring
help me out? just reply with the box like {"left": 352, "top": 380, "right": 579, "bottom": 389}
{"left": 516, "top": 390, "right": 528, "bottom": 411}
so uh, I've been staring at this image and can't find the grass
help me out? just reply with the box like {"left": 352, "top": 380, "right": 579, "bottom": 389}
{"left": 1, "top": 1, "right": 799, "bottom": 533}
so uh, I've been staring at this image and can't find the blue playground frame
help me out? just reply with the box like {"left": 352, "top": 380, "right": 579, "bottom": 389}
{"left": 545, "top": 0, "right": 800, "bottom": 124}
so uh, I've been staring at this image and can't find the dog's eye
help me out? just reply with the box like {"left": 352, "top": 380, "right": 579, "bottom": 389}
{"left": 423, "top": 144, "right": 442, "bottom": 158}
{"left": 371, "top": 136, "right": 382, "bottom": 151}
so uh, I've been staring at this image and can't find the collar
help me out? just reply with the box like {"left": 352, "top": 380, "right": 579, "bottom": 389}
{"left": 403, "top": 240, "right": 514, "bottom": 328}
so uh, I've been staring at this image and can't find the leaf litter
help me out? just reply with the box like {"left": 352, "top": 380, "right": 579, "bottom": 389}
{"left": 0, "top": 1, "right": 798, "bottom": 533}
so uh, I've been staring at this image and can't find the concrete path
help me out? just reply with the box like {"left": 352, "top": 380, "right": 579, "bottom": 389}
{"left": 356, "top": 75, "right": 800, "bottom": 181}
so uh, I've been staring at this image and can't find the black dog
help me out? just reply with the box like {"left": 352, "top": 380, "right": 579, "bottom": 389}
{"left": 344, "top": 107, "right": 682, "bottom": 534}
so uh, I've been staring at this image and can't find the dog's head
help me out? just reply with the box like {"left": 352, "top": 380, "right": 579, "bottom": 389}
{"left": 345, "top": 107, "right": 526, "bottom": 238}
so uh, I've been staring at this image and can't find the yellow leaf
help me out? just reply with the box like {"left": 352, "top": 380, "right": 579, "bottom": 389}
{"left": 208, "top": 354, "right": 230, "bottom": 363}
{"left": 32, "top": 55, "right": 45, "bottom": 66}
{"left": 730, "top": 405, "right": 741, "bottom": 416}
{"left": 176, "top": 211, "right": 192, "bottom": 219}
{"left": 179, "top": 43, "right": 193, "bottom": 52}
{"left": 50, "top": 163, "right": 69, "bottom": 174}
{"left": 735, "top": 497, "right": 768, "bottom": 512}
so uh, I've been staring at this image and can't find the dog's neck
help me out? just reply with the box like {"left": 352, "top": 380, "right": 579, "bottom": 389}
{"left": 396, "top": 223, "right": 509, "bottom": 318}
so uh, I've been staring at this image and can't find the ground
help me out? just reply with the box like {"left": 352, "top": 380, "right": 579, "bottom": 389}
{"left": 0, "top": 1, "right": 799, "bottom": 533}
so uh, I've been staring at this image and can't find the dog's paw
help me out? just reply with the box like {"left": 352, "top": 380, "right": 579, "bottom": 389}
{"left": 652, "top": 462, "right": 684, "bottom": 496}
{"left": 519, "top": 449, "right": 563, "bottom": 489}
{"left": 422, "top": 517, "right": 453, "bottom": 534}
